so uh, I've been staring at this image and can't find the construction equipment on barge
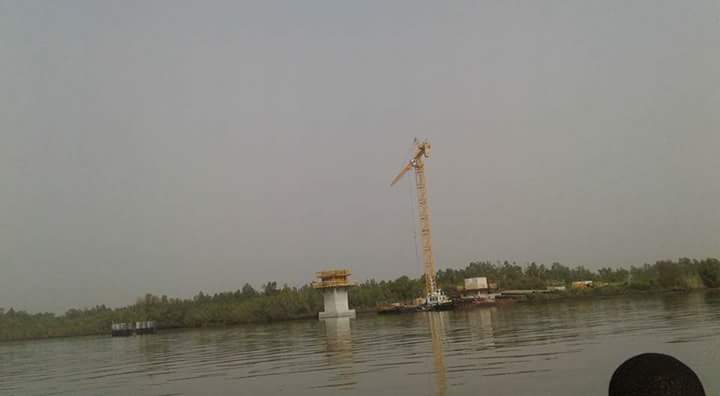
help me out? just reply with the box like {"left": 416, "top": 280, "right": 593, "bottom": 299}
{"left": 386, "top": 139, "right": 453, "bottom": 312}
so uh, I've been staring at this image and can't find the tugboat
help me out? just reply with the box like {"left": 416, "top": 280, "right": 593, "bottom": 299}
{"left": 376, "top": 289, "right": 453, "bottom": 314}
{"left": 421, "top": 289, "right": 454, "bottom": 311}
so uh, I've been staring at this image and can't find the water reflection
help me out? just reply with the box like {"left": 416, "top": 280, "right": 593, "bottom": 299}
{"left": 4, "top": 294, "right": 720, "bottom": 395}
{"left": 427, "top": 312, "right": 448, "bottom": 396}
{"left": 464, "top": 307, "right": 497, "bottom": 349}
{"left": 321, "top": 317, "right": 356, "bottom": 389}
{"left": 323, "top": 317, "right": 352, "bottom": 354}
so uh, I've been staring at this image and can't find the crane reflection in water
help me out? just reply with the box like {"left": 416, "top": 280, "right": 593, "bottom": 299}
{"left": 427, "top": 308, "right": 500, "bottom": 396}
{"left": 427, "top": 311, "right": 448, "bottom": 396}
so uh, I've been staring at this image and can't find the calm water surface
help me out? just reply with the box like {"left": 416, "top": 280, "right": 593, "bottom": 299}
{"left": 2, "top": 292, "right": 720, "bottom": 396}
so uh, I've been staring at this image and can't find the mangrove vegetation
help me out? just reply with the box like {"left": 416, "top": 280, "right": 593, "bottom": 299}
{"left": 1, "top": 258, "right": 719, "bottom": 342}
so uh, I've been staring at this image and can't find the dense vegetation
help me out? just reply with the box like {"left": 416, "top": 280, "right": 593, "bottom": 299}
{"left": 435, "top": 258, "right": 720, "bottom": 291}
{"left": 1, "top": 258, "right": 718, "bottom": 342}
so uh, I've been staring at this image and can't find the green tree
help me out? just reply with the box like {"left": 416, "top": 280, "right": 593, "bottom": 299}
{"left": 697, "top": 259, "right": 720, "bottom": 288}
{"left": 241, "top": 283, "right": 258, "bottom": 298}
{"left": 262, "top": 282, "right": 278, "bottom": 296}
{"left": 548, "top": 262, "right": 571, "bottom": 284}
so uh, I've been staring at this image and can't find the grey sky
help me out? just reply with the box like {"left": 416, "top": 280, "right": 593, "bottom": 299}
{"left": 1, "top": 1, "right": 718, "bottom": 313}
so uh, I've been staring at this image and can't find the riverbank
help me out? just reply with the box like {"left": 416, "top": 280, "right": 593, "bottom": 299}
{"left": 5, "top": 292, "right": 720, "bottom": 396}
{"left": 0, "top": 287, "right": 710, "bottom": 343}
{"left": 520, "top": 285, "right": 715, "bottom": 304}
{"left": 2, "top": 258, "right": 718, "bottom": 342}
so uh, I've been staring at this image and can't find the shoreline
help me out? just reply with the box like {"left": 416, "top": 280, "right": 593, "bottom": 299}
{"left": 5, "top": 258, "right": 718, "bottom": 343}
{"left": 521, "top": 286, "right": 696, "bottom": 303}
{"left": 2, "top": 287, "right": 715, "bottom": 344}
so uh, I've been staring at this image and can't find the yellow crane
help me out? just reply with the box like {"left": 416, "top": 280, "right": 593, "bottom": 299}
{"left": 391, "top": 139, "right": 451, "bottom": 308}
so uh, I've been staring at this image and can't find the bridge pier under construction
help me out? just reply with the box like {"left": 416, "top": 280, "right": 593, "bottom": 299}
{"left": 312, "top": 269, "right": 356, "bottom": 319}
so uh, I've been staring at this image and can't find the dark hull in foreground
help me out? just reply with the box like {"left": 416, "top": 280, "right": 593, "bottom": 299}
{"left": 377, "top": 301, "right": 455, "bottom": 314}
{"left": 420, "top": 302, "right": 455, "bottom": 311}
{"left": 377, "top": 304, "right": 420, "bottom": 314}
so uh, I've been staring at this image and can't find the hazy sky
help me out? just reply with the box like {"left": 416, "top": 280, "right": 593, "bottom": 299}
{"left": 1, "top": 1, "right": 719, "bottom": 313}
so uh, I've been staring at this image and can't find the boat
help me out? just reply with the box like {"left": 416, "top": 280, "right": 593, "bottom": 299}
{"left": 377, "top": 289, "right": 454, "bottom": 314}
{"left": 111, "top": 321, "right": 157, "bottom": 337}
{"left": 377, "top": 303, "right": 420, "bottom": 314}
{"left": 420, "top": 290, "right": 454, "bottom": 311}
{"left": 454, "top": 294, "right": 497, "bottom": 309}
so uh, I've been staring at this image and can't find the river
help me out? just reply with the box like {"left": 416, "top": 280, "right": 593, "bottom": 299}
{"left": 2, "top": 291, "right": 719, "bottom": 396}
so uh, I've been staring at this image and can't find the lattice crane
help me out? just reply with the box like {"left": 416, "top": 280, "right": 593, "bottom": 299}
{"left": 391, "top": 139, "right": 449, "bottom": 306}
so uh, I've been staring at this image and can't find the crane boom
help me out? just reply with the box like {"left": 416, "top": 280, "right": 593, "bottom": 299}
{"left": 390, "top": 163, "right": 413, "bottom": 187}
{"left": 390, "top": 139, "right": 437, "bottom": 296}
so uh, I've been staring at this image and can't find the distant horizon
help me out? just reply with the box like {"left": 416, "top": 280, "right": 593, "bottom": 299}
{"left": 4, "top": 255, "right": 718, "bottom": 315}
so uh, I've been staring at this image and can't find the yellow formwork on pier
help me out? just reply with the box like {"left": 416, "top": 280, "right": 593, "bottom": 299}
{"left": 312, "top": 269, "right": 356, "bottom": 289}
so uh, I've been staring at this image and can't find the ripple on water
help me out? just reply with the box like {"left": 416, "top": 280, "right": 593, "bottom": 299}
{"left": 2, "top": 293, "right": 720, "bottom": 395}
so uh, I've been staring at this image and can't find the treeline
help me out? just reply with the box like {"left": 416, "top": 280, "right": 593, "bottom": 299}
{"left": 1, "top": 258, "right": 719, "bottom": 342}
{"left": 435, "top": 258, "right": 720, "bottom": 291}
{"left": 0, "top": 282, "right": 323, "bottom": 342}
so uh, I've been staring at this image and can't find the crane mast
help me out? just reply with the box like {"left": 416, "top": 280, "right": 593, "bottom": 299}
{"left": 413, "top": 152, "right": 437, "bottom": 296}
{"left": 391, "top": 139, "right": 438, "bottom": 297}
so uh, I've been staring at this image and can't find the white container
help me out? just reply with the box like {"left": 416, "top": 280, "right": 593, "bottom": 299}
{"left": 464, "top": 277, "right": 488, "bottom": 290}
